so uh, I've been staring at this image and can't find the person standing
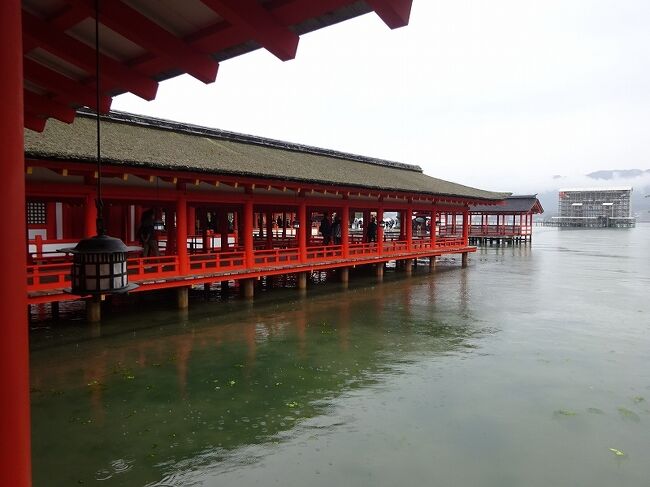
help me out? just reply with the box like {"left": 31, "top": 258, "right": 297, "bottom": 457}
{"left": 138, "top": 209, "right": 159, "bottom": 257}
{"left": 367, "top": 216, "right": 378, "bottom": 242}
{"left": 319, "top": 212, "right": 332, "bottom": 245}
{"left": 332, "top": 216, "right": 342, "bottom": 245}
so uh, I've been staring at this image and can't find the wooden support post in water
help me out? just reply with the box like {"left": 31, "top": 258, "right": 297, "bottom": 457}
{"left": 429, "top": 256, "right": 436, "bottom": 272}
{"left": 376, "top": 263, "right": 384, "bottom": 282}
{"left": 87, "top": 297, "right": 101, "bottom": 323}
{"left": 462, "top": 252, "right": 468, "bottom": 268}
{"left": 51, "top": 301, "right": 60, "bottom": 320}
{"left": 242, "top": 278, "right": 255, "bottom": 299}
{"left": 297, "top": 272, "right": 308, "bottom": 291}
{"left": 405, "top": 259, "right": 413, "bottom": 276}
{"left": 177, "top": 287, "right": 189, "bottom": 309}
{"left": 340, "top": 267, "right": 349, "bottom": 288}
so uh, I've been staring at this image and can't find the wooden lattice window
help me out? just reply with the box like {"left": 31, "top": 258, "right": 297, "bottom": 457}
{"left": 27, "top": 201, "right": 47, "bottom": 225}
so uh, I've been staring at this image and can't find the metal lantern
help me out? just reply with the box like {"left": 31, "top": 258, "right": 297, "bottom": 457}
{"left": 292, "top": 220, "right": 300, "bottom": 229}
{"left": 61, "top": 234, "right": 139, "bottom": 295}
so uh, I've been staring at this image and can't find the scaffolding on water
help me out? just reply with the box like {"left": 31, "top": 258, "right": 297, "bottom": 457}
{"left": 547, "top": 187, "right": 636, "bottom": 228}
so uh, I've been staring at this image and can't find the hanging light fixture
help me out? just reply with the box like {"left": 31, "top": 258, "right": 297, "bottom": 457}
{"left": 61, "top": 0, "right": 139, "bottom": 295}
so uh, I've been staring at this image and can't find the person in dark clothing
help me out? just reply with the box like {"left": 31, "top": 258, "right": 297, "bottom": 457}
{"left": 366, "top": 216, "right": 378, "bottom": 242}
{"left": 138, "top": 209, "right": 159, "bottom": 257}
{"left": 331, "top": 216, "right": 342, "bottom": 245}
{"left": 319, "top": 212, "right": 332, "bottom": 245}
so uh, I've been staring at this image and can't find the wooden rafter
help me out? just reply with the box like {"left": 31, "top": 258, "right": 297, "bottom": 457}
{"left": 200, "top": 0, "right": 299, "bottom": 61}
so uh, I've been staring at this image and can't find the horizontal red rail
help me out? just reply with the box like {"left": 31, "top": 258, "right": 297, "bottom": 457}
{"left": 469, "top": 224, "right": 532, "bottom": 236}
{"left": 436, "top": 237, "right": 466, "bottom": 248}
{"left": 252, "top": 248, "right": 300, "bottom": 267}
{"left": 189, "top": 251, "right": 246, "bottom": 273}
{"left": 348, "top": 242, "right": 377, "bottom": 256}
{"left": 383, "top": 240, "right": 408, "bottom": 254}
{"left": 306, "top": 245, "right": 343, "bottom": 261}
{"left": 27, "top": 262, "right": 71, "bottom": 291}
{"left": 27, "top": 238, "right": 472, "bottom": 296}
{"left": 128, "top": 256, "right": 179, "bottom": 280}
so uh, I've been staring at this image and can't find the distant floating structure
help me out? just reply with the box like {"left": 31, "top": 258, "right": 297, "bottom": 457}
{"left": 549, "top": 187, "right": 635, "bottom": 228}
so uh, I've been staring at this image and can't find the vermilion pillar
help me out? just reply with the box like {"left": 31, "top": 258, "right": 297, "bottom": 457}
{"left": 0, "top": 2, "right": 31, "bottom": 485}
{"left": 177, "top": 195, "right": 189, "bottom": 274}
{"left": 244, "top": 198, "right": 254, "bottom": 267}
{"left": 406, "top": 206, "right": 413, "bottom": 250}
{"left": 462, "top": 210, "right": 470, "bottom": 245}
{"left": 430, "top": 209, "right": 437, "bottom": 248}
{"left": 84, "top": 192, "right": 97, "bottom": 238}
{"left": 341, "top": 204, "right": 350, "bottom": 257}
{"left": 298, "top": 200, "right": 307, "bottom": 263}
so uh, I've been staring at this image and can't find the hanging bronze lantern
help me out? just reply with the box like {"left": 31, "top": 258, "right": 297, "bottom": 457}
{"left": 61, "top": 235, "right": 139, "bottom": 295}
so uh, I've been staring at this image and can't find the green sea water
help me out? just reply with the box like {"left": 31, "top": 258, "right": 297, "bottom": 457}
{"left": 29, "top": 225, "right": 650, "bottom": 486}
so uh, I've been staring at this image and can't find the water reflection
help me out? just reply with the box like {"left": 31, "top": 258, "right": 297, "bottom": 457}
{"left": 30, "top": 271, "right": 489, "bottom": 487}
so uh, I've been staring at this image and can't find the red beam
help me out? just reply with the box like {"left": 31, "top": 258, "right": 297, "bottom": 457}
{"left": 23, "top": 58, "right": 112, "bottom": 112}
{"left": 68, "top": 0, "right": 219, "bottom": 84}
{"left": 366, "top": 0, "right": 412, "bottom": 29}
{"left": 22, "top": 11, "right": 158, "bottom": 100}
{"left": 24, "top": 111, "right": 47, "bottom": 132}
{"left": 48, "top": 4, "right": 89, "bottom": 31}
{"left": 200, "top": 0, "right": 299, "bottom": 61}
{"left": 23, "top": 89, "right": 75, "bottom": 123}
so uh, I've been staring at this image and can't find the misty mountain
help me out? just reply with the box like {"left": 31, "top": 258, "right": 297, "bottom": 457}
{"left": 586, "top": 169, "right": 650, "bottom": 180}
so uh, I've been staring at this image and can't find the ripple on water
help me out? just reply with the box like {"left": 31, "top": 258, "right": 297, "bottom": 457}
{"left": 95, "top": 458, "right": 134, "bottom": 481}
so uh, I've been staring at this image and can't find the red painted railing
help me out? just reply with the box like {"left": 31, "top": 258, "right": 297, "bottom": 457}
{"left": 252, "top": 248, "right": 300, "bottom": 267}
{"left": 306, "top": 245, "right": 343, "bottom": 261}
{"left": 348, "top": 242, "right": 378, "bottom": 256}
{"left": 27, "top": 262, "right": 71, "bottom": 291}
{"left": 469, "top": 225, "right": 531, "bottom": 236}
{"left": 189, "top": 251, "right": 246, "bottom": 273}
{"left": 26, "top": 237, "right": 471, "bottom": 296}
{"left": 383, "top": 240, "right": 409, "bottom": 254}
{"left": 128, "top": 256, "right": 179, "bottom": 281}
{"left": 411, "top": 240, "right": 434, "bottom": 251}
{"left": 27, "top": 254, "right": 182, "bottom": 292}
{"left": 436, "top": 237, "right": 466, "bottom": 248}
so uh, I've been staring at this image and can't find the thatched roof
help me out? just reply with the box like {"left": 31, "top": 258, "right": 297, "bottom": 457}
{"left": 471, "top": 195, "right": 544, "bottom": 214}
{"left": 25, "top": 111, "right": 509, "bottom": 202}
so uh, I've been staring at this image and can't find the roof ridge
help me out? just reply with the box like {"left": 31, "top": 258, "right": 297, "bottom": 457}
{"left": 76, "top": 109, "right": 423, "bottom": 174}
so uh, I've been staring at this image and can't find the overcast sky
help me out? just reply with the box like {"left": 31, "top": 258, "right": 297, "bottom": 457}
{"left": 113, "top": 0, "right": 650, "bottom": 194}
